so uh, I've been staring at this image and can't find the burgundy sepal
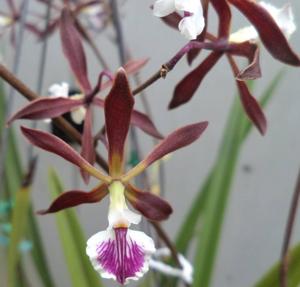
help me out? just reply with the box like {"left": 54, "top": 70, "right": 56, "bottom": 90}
{"left": 125, "top": 185, "right": 172, "bottom": 221}
{"left": 38, "top": 184, "right": 108, "bottom": 214}
{"left": 169, "top": 52, "right": 222, "bottom": 109}
{"left": 7, "top": 97, "right": 83, "bottom": 125}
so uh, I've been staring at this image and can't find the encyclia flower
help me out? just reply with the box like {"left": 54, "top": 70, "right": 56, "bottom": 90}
{"left": 7, "top": 8, "right": 162, "bottom": 182}
{"left": 153, "top": 0, "right": 205, "bottom": 40}
{"left": 20, "top": 68, "right": 208, "bottom": 284}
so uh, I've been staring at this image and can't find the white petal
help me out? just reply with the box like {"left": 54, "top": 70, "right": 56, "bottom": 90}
{"left": 229, "top": 26, "right": 259, "bottom": 43}
{"left": 48, "top": 82, "right": 69, "bottom": 98}
{"left": 177, "top": 3, "right": 204, "bottom": 40}
{"left": 70, "top": 106, "right": 86, "bottom": 124}
{"left": 86, "top": 228, "right": 155, "bottom": 285}
{"left": 150, "top": 247, "right": 193, "bottom": 284}
{"left": 153, "top": 0, "right": 176, "bottom": 17}
{"left": 175, "top": 0, "right": 202, "bottom": 13}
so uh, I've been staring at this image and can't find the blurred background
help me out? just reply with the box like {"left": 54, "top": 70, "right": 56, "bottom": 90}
{"left": 0, "top": 0, "right": 300, "bottom": 286}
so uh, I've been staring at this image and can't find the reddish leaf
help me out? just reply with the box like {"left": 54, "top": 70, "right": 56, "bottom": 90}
{"left": 169, "top": 52, "right": 222, "bottom": 109}
{"left": 125, "top": 185, "right": 172, "bottom": 221}
{"left": 7, "top": 97, "right": 84, "bottom": 125}
{"left": 123, "top": 122, "right": 208, "bottom": 181}
{"left": 80, "top": 108, "right": 95, "bottom": 183}
{"left": 104, "top": 68, "right": 134, "bottom": 176}
{"left": 38, "top": 184, "right": 108, "bottom": 214}
{"left": 123, "top": 58, "right": 149, "bottom": 75}
{"left": 60, "top": 9, "right": 92, "bottom": 93}
{"left": 228, "top": 0, "right": 300, "bottom": 66}
{"left": 228, "top": 56, "right": 267, "bottom": 135}
{"left": 21, "top": 126, "right": 110, "bottom": 182}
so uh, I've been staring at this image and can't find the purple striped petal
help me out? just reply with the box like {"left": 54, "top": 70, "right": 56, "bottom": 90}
{"left": 86, "top": 228, "right": 155, "bottom": 285}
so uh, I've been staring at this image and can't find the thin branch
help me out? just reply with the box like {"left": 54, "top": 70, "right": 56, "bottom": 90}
{"left": 27, "top": 0, "right": 52, "bottom": 163}
{"left": 280, "top": 169, "right": 300, "bottom": 287}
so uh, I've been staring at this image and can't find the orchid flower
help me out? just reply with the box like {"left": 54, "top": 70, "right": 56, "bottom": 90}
{"left": 20, "top": 68, "right": 208, "bottom": 284}
{"left": 153, "top": 0, "right": 205, "bottom": 40}
{"left": 7, "top": 8, "right": 162, "bottom": 182}
{"left": 229, "top": 2, "right": 296, "bottom": 43}
{"left": 159, "top": 0, "right": 300, "bottom": 135}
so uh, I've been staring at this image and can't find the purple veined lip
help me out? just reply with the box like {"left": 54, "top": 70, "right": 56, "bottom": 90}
{"left": 96, "top": 227, "right": 145, "bottom": 285}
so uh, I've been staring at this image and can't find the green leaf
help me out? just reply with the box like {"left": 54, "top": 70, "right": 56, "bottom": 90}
{"left": 7, "top": 186, "right": 31, "bottom": 287}
{"left": 192, "top": 73, "right": 285, "bottom": 287}
{"left": 48, "top": 169, "right": 103, "bottom": 287}
{"left": 1, "top": 81, "right": 55, "bottom": 287}
{"left": 255, "top": 243, "right": 300, "bottom": 287}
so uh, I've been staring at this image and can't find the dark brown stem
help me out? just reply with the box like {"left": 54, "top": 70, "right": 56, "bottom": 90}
{"left": 0, "top": 63, "right": 109, "bottom": 172}
{"left": 280, "top": 169, "right": 300, "bottom": 287}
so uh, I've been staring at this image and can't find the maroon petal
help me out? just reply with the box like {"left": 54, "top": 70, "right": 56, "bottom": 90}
{"left": 123, "top": 122, "right": 208, "bottom": 181}
{"left": 60, "top": 8, "right": 92, "bottom": 93}
{"left": 93, "top": 98, "right": 163, "bottom": 139}
{"left": 228, "top": 56, "right": 267, "bottom": 135}
{"left": 80, "top": 108, "right": 95, "bottom": 184}
{"left": 228, "top": 42, "right": 262, "bottom": 80}
{"left": 21, "top": 126, "right": 111, "bottom": 182}
{"left": 228, "top": 0, "right": 300, "bottom": 66}
{"left": 105, "top": 68, "right": 134, "bottom": 176}
{"left": 125, "top": 185, "right": 172, "bottom": 221}
{"left": 131, "top": 110, "right": 163, "bottom": 139}
{"left": 38, "top": 184, "right": 108, "bottom": 214}
{"left": 211, "top": 0, "right": 232, "bottom": 37}
{"left": 7, "top": 97, "right": 84, "bottom": 125}
{"left": 169, "top": 52, "right": 222, "bottom": 109}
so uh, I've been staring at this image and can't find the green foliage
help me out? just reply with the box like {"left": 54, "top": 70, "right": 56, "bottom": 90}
{"left": 255, "top": 243, "right": 300, "bottom": 287}
{"left": 48, "top": 169, "right": 103, "bottom": 287}
{"left": 173, "top": 70, "right": 285, "bottom": 287}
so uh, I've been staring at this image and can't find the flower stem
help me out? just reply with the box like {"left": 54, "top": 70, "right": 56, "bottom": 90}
{"left": 280, "top": 169, "right": 300, "bottom": 287}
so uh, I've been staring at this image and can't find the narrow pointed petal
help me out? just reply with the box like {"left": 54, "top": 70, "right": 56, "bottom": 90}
{"left": 131, "top": 110, "right": 163, "bottom": 139}
{"left": 86, "top": 228, "right": 155, "bottom": 285}
{"left": 7, "top": 97, "right": 84, "bottom": 125}
{"left": 228, "top": 56, "right": 267, "bottom": 135}
{"left": 38, "top": 184, "right": 108, "bottom": 214}
{"left": 80, "top": 108, "right": 95, "bottom": 184}
{"left": 211, "top": 0, "right": 232, "bottom": 37}
{"left": 123, "top": 122, "right": 208, "bottom": 181}
{"left": 60, "top": 8, "right": 92, "bottom": 93}
{"left": 105, "top": 68, "right": 134, "bottom": 176}
{"left": 228, "top": 0, "right": 300, "bottom": 66}
{"left": 125, "top": 185, "right": 172, "bottom": 221}
{"left": 169, "top": 52, "right": 222, "bottom": 109}
{"left": 93, "top": 98, "right": 163, "bottom": 139}
{"left": 21, "top": 126, "right": 111, "bottom": 182}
